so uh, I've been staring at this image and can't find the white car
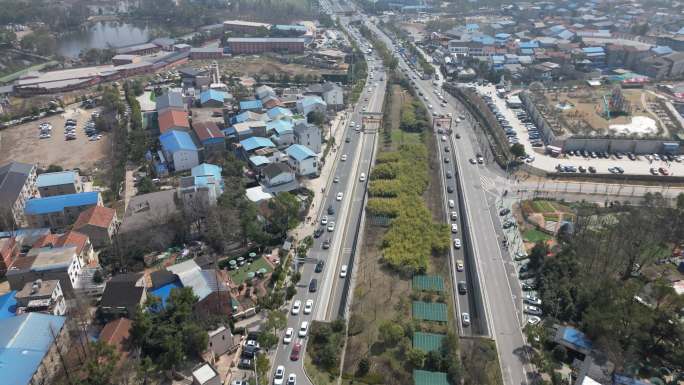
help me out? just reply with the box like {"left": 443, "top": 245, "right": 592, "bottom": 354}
{"left": 527, "top": 316, "right": 541, "bottom": 326}
{"left": 291, "top": 300, "right": 301, "bottom": 315}
{"left": 287, "top": 374, "right": 296, "bottom": 385}
{"left": 327, "top": 221, "right": 335, "bottom": 232}
{"left": 456, "top": 259, "right": 464, "bottom": 271}
{"left": 448, "top": 200, "right": 455, "bottom": 208}
{"left": 283, "top": 327, "right": 294, "bottom": 344}
{"left": 341, "top": 154, "right": 348, "bottom": 161}
{"left": 359, "top": 173, "right": 366, "bottom": 182}
{"left": 451, "top": 224, "right": 458, "bottom": 233}
{"left": 299, "top": 321, "right": 309, "bottom": 337}
{"left": 274, "top": 366, "right": 285, "bottom": 385}
{"left": 524, "top": 294, "right": 542, "bottom": 306}
{"left": 336, "top": 192, "right": 343, "bottom": 201}
{"left": 453, "top": 238, "right": 461, "bottom": 248}
{"left": 304, "top": 299, "right": 314, "bottom": 314}
{"left": 461, "top": 312, "right": 471, "bottom": 326}
{"left": 340, "top": 265, "right": 348, "bottom": 278}
{"left": 321, "top": 216, "right": 328, "bottom": 225}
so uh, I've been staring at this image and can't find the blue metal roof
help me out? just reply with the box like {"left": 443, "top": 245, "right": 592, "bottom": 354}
{"left": 36, "top": 171, "right": 77, "bottom": 188}
{"left": 267, "top": 119, "right": 294, "bottom": 135}
{"left": 149, "top": 279, "right": 182, "bottom": 309}
{"left": 200, "top": 89, "right": 227, "bottom": 105}
{"left": 520, "top": 48, "right": 534, "bottom": 55}
{"left": 582, "top": 46, "right": 604, "bottom": 54}
{"left": 652, "top": 45, "right": 673, "bottom": 55}
{"left": 557, "top": 30, "right": 574, "bottom": 40}
{"left": 160, "top": 130, "right": 197, "bottom": 153}
{"left": 249, "top": 155, "right": 271, "bottom": 166}
{"left": 192, "top": 163, "right": 222, "bottom": 184}
{"left": 465, "top": 23, "right": 479, "bottom": 31}
{"left": 0, "top": 313, "right": 66, "bottom": 385}
{"left": 562, "top": 327, "right": 592, "bottom": 351}
{"left": 0, "top": 291, "right": 16, "bottom": 320}
{"left": 495, "top": 33, "right": 511, "bottom": 39}
{"left": 25, "top": 192, "right": 100, "bottom": 215}
{"left": 519, "top": 41, "right": 539, "bottom": 49}
{"left": 274, "top": 24, "right": 307, "bottom": 32}
{"left": 267, "top": 106, "right": 293, "bottom": 119}
{"left": 300, "top": 96, "right": 325, "bottom": 108}
{"left": 240, "top": 137, "right": 275, "bottom": 152}
{"left": 286, "top": 144, "right": 316, "bottom": 161}
{"left": 239, "top": 99, "right": 263, "bottom": 111}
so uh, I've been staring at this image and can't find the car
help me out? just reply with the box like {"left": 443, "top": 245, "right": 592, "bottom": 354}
{"left": 444, "top": 146, "right": 450, "bottom": 152}
{"left": 341, "top": 154, "right": 348, "bottom": 161}
{"left": 458, "top": 281, "right": 467, "bottom": 294}
{"left": 453, "top": 238, "right": 462, "bottom": 249}
{"left": 291, "top": 300, "right": 301, "bottom": 315}
{"left": 448, "top": 199, "right": 455, "bottom": 208}
{"left": 321, "top": 216, "right": 328, "bottom": 225}
{"left": 578, "top": 166, "right": 586, "bottom": 173}
{"left": 524, "top": 305, "right": 542, "bottom": 316}
{"left": 451, "top": 211, "right": 458, "bottom": 220}
{"left": 231, "top": 380, "right": 249, "bottom": 385}
{"left": 304, "top": 299, "right": 314, "bottom": 314}
{"left": 499, "top": 208, "right": 510, "bottom": 216}
{"left": 659, "top": 167, "right": 669, "bottom": 175}
{"left": 456, "top": 259, "right": 464, "bottom": 271}
{"left": 290, "top": 342, "right": 302, "bottom": 361}
{"left": 322, "top": 239, "right": 330, "bottom": 249}
{"left": 524, "top": 294, "right": 542, "bottom": 306}
{"left": 527, "top": 316, "right": 541, "bottom": 326}
{"left": 503, "top": 220, "right": 515, "bottom": 229}
{"left": 514, "top": 252, "right": 529, "bottom": 261}
{"left": 299, "top": 321, "right": 309, "bottom": 337}
{"left": 447, "top": 185, "right": 454, "bottom": 193}
{"left": 345, "top": 136, "right": 351, "bottom": 143}
{"left": 238, "top": 357, "right": 253, "bottom": 369}
{"left": 333, "top": 176, "right": 340, "bottom": 183}
{"left": 336, "top": 192, "right": 343, "bottom": 201}
{"left": 650, "top": 167, "right": 659, "bottom": 175}
{"left": 340, "top": 264, "right": 348, "bottom": 278}
{"left": 287, "top": 374, "right": 296, "bottom": 385}
{"left": 469, "top": 158, "right": 477, "bottom": 164}
{"left": 328, "top": 205, "right": 335, "bottom": 215}
{"left": 359, "top": 173, "right": 366, "bottom": 182}
{"left": 327, "top": 221, "right": 336, "bottom": 232}
{"left": 446, "top": 171, "right": 453, "bottom": 178}
{"left": 284, "top": 327, "right": 294, "bottom": 344}
{"left": 588, "top": 166, "right": 597, "bottom": 173}
{"left": 476, "top": 155, "right": 484, "bottom": 164}
{"left": 315, "top": 260, "right": 325, "bottom": 272}
{"left": 314, "top": 227, "right": 324, "bottom": 238}
{"left": 273, "top": 366, "right": 286, "bottom": 385}
{"left": 309, "top": 279, "right": 318, "bottom": 292}
{"left": 39, "top": 133, "right": 51, "bottom": 139}
{"left": 444, "top": 157, "right": 450, "bottom": 163}
{"left": 451, "top": 223, "right": 459, "bottom": 233}
{"left": 461, "top": 312, "right": 470, "bottom": 326}
{"left": 521, "top": 281, "right": 537, "bottom": 291}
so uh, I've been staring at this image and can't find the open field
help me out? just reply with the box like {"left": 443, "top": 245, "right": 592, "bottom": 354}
{"left": 0, "top": 105, "right": 110, "bottom": 170}
{"left": 192, "top": 56, "right": 338, "bottom": 79}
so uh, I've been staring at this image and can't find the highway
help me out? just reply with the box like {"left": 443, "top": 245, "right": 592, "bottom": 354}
{"left": 365, "top": 20, "right": 532, "bottom": 385}
{"left": 269, "top": 8, "right": 387, "bottom": 384}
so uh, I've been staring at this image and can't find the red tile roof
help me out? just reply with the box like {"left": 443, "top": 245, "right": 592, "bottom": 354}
{"left": 73, "top": 206, "right": 116, "bottom": 230}
{"left": 158, "top": 109, "right": 190, "bottom": 134}
{"left": 55, "top": 231, "right": 89, "bottom": 255}
{"left": 100, "top": 317, "right": 133, "bottom": 355}
{"left": 192, "top": 121, "right": 224, "bottom": 142}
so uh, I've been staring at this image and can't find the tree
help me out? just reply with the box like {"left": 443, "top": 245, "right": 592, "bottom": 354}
{"left": 264, "top": 310, "right": 287, "bottom": 334}
{"left": 307, "top": 110, "right": 326, "bottom": 126}
{"left": 378, "top": 320, "right": 404, "bottom": 345}
{"left": 258, "top": 332, "right": 278, "bottom": 349}
{"left": 45, "top": 164, "right": 63, "bottom": 173}
{"left": 256, "top": 353, "right": 270, "bottom": 385}
{"left": 407, "top": 348, "right": 426, "bottom": 367}
{"left": 528, "top": 241, "right": 547, "bottom": 271}
{"left": 357, "top": 357, "right": 370, "bottom": 376}
{"left": 510, "top": 143, "right": 526, "bottom": 158}
{"left": 79, "top": 341, "right": 119, "bottom": 385}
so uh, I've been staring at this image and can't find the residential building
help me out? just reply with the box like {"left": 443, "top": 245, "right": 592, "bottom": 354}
{"left": 223, "top": 20, "right": 272, "bottom": 34}
{"left": 199, "top": 89, "right": 228, "bottom": 107}
{"left": 239, "top": 136, "right": 276, "bottom": 157}
{"left": 0, "top": 161, "right": 37, "bottom": 227}
{"left": 262, "top": 94, "right": 282, "bottom": 109}
{"left": 24, "top": 191, "right": 102, "bottom": 230}
{"left": 73, "top": 206, "right": 119, "bottom": 248}
{"left": 0, "top": 312, "right": 68, "bottom": 385}
{"left": 158, "top": 109, "right": 190, "bottom": 134}
{"left": 256, "top": 85, "right": 276, "bottom": 100}
{"left": 226, "top": 120, "right": 268, "bottom": 141}
{"left": 36, "top": 170, "right": 82, "bottom": 197}
{"left": 193, "top": 121, "right": 226, "bottom": 156}
{"left": 151, "top": 37, "right": 176, "bottom": 51}
{"left": 207, "top": 325, "right": 239, "bottom": 357}
{"left": 294, "top": 121, "right": 322, "bottom": 153}
{"left": 267, "top": 119, "right": 295, "bottom": 147}
{"left": 230, "top": 110, "right": 267, "bottom": 125}
{"left": 156, "top": 90, "right": 186, "bottom": 113}
{"left": 190, "top": 47, "right": 224, "bottom": 60}
{"left": 14, "top": 279, "right": 67, "bottom": 316}
{"left": 160, "top": 130, "right": 200, "bottom": 172}
{"left": 239, "top": 99, "right": 264, "bottom": 111}
{"left": 296, "top": 95, "right": 327, "bottom": 116}
{"left": 267, "top": 106, "right": 294, "bottom": 120}
{"left": 262, "top": 162, "right": 295, "bottom": 187}
{"left": 304, "top": 82, "right": 344, "bottom": 107}
{"left": 99, "top": 317, "right": 133, "bottom": 362}
{"left": 33, "top": 230, "right": 95, "bottom": 266}
{"left": 99, "top": 280, "right": 146, "bottom": 319}
{"left": 0, "top": 237, "right": 18, "bottom": 276}
{"left": 226, "top": 37, "right": 306, "bottom": 54}
{"left": 285, "top": 144, "right": 318, "bottom": 176}
{"left": 165, "top": 259, "right": 232, "bottom": 316}
{"left": 7, "top": 246, "right": 85, "bottom": 297}
{"left": 116, "top": 43, "right": 160, "bottom": 55}
{"left": 179, "top": 163, "right": 224, "bottom": 210}
{"left": 118, "top": 190, "right": 179, "bottom": 249}
{"left": 179, "top": 68, "right": 210, "bottom": 89}
{"left": 192, "top": 363, "right": 221, "bottom": 385}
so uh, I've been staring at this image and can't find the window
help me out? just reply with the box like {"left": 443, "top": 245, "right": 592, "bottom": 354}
{"left": 209, "top": 342, "right": 213, "bottom": 347}
{"left": 222, "top": 335, "right": 225, "bottom": 340}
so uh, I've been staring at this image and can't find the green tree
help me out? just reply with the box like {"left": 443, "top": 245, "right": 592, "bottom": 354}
{"left": 264, "top": 310, "right": 287, "bottom": 334}
{"left": 378, "top": 320, "right": 404, "bottom": 345}
{"left": 357, "top": 357, "right": 370, "bottom": 376}
{"left": 79, "top": 341, "right": 119, "bottom": 385}
{"left": 407, "top": 348, "right": 426, "bottom": 367}
{"left": 510, "top": 143, "right": 526, "bottom": 158}
{"left": 257, "top": 332, "right": 278, "bottom": 349}
{"left": 256, "top": 353, "right": 270, "bottom": 385}
{"left": 307, "top": 110, "right": 326, "bottom": 126}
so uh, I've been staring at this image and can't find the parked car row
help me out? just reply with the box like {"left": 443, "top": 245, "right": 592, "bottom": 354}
{"left": 565, "top": 149, "right": 682, "bottom": 163}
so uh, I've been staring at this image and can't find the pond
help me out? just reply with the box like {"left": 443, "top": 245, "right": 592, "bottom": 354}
{"left": 57, "top": 21, "right": 152, "bottom": 58}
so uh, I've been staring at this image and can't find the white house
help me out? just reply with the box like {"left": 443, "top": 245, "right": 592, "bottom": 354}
{"left": 294, "top": 121, "right": 322, "bottom": 153}
{"left": 262, "top": 162, "right": 295, "bottom": 187}
{"left": 160, "top": 130, "right": 199, "bottom": 172}
{"left": 305, "top": 82, "right": 343, "bottom": 107}
{"left": 296, "top": 96, "right": 327, "bottom": 116}
{"left": 285, "top": 144, "right": 318, "bottom": 176}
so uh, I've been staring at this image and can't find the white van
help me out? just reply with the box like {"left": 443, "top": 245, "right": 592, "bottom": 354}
{"left": 359, "top": 173, "right": 366, "bottom": 182}
{"left": 448, "top": 199, "right": 455, "bottom": 208}
{"left": 441, "top": 135, "right": 447, "bottom": 142}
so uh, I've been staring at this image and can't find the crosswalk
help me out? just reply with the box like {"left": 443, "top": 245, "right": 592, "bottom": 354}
{"left": 480, "top": 175, "right": 497, "bottom": 192}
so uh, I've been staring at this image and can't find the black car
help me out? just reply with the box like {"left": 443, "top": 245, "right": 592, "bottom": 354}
{"left": 322, "top": 239, "right": 330, "bottom": 249}
{"left": 345, "top": 136, "right": 351, "bottom": 143}
{"left": 458, "top": 281, "right": 467, "bottom": 294}
{"left": 499, "top": 208, "right": 510, "bottom": 216}
{"left": 502, "top": 220, "right": 515, "bottom": 229}
{"left": 447, "top": 186, "right": 454, "bottom": 193}
{"left": 314, "top": 227, "right": 324, "bottom": 238}
{"left": 521, "top": 282, "right": 536, "bottom": 291}
{"left": 328, "top": 205, "right": 335, "bottom": 215}
{"left": 238, "top": 358, "right": 253, "bottom": 369}
{"left": 315, "top": 260, "right": 325, "bottom": 273}
{"left": 309, "top": 278, "right": 318, "bottom": 292}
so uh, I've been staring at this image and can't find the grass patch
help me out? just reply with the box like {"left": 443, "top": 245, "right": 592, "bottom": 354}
{"left": 391, "top": 129, "right": 421, "bottom": 145}
{"left": 542, "top": 213, "right": 560, "bottom": 222}
{"left": 460, "top": 339, "right": 504, "bottom": 385}
{"left": 227, "top": 257, "right": 273, "bottom": 284}
{"left": 305, "top": 320, "right": 346, "bottom": 382}
{"left": 149, "top": 92, "right": 156, "bottom": 102}
{"left": 531, "top": 200, "right": 556, "bottom": 213}
{"left": 523, "top": 229, "right": 553, "bottom": 243}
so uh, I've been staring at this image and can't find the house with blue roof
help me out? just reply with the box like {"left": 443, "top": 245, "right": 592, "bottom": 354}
{"left": 519, "top": 40, "right": 539, "bottom": 50}
{"left": 36, "top": 170, "right": 82, "bottom": 197}
{"left": 240, "top": 136, "right": 276, "bottom": 154}
{"left": 239, "top": 99, "right": 263, "bottom": 112}
{"left": 199, "top": 89, "right": 229, "bottom": 107}
{"left": 0, "top": 291, "right": 17, "bottom": 319}
{"left": 160, "top": 130, "right": 199, "bottom": 172}
{"left": 465, "top": 23, "right": 479, "bottom": 32}
{"left": 0, "top": 312, "right": 67, "bottom": 385}
{"left": 230, "top": 110, "right": 267, "bottom": 125}
{"left": 25, "top": 191, "right": 102, "bottom": 229}
{"left": 294, "top": 120, "right": 322, "bottom": 153}
{"left": 267, "top": 106, "right": 294, "bottom": 120}
{"left": 285, "top": 144, "right": 318, "bottom": 176}
{"left": 179, "top": 163, "right": 224, "bottom": 209}
{"left": 296, "top": 96, "right": 326, "bottom": 116}
{"left": 267, "top": 119, "right": 295, "bottom": 147}
{"left": 249, "top": 155, "right": 271, "bottom": 169}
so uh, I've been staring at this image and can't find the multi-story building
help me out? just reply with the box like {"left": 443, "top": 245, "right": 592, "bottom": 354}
{"left": 223, "top": 20, "right": 272, "bottom": 34}
{"left": 226, "top": 38, "right": 306, "bottom": 54}
{"left": 73, "top": 206, "right": 119, "bottom": 248}
{"left": 294, "top": 121, "right": 322, "bottom": 153}
{"left": 0, "top": 237, "right": 18, "bottom": 277}
{"left": 36, "top": 170, "right": 82, "bottom": 197}
{"left": 0, "top": 162, "right": 37, "bottom": 227}
{"left": 14, "top": 279, "right": 67, "bottom": 316}
{"left": 285, "top": 144, "right": 318, "bottom": 176}
{"left": 6, "top": 246, "right": 85, "bottom": 298}
{"left": 178, "top": 163, "right": 224, "bottom": 210}
{"left": 24, "top": 191, "right": 102, "bottom": 230}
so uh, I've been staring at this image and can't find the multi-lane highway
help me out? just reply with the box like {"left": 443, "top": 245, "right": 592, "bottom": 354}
{"left": 269, "top": 10, "right": 387, "bottom": 384}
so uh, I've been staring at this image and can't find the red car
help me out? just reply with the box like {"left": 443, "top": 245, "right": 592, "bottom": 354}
{"left": 659, "top": 167, "right": 669, "bottom": 176}
{"left": 290, "top": 342, "right": 302, "bottom": 361}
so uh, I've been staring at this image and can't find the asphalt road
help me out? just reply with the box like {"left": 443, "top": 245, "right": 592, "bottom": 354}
{"left": 269, "top": 11, "right": 387, "bottom": 385}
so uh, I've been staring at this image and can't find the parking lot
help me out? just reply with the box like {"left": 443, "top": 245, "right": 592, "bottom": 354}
{"left": 476, "top": 84, "right": 684, "bottom": 177}
{"left": 0, "top": 105, "right": 110, "bottom": 170}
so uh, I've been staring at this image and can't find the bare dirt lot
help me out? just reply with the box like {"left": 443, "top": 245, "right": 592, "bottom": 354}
{"left": 192, "top": 56, "right": 339, "bottom": 79}
{"left": 0, "top": 105, "right": 111, "bottom": 171}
